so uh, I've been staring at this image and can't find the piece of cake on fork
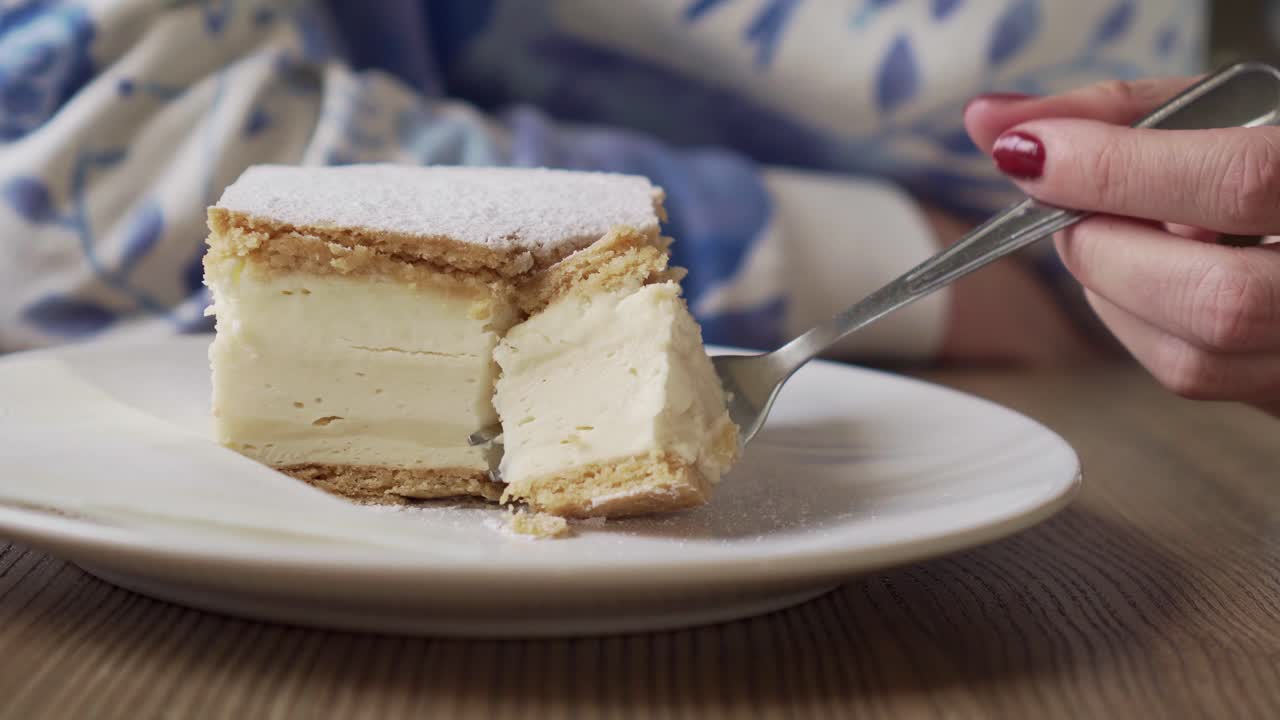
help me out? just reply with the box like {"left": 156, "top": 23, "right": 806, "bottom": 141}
{"left": 204, "top": 164, "right": 738, "bottom": 518}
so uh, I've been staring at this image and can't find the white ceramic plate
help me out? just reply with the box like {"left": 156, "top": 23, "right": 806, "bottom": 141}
{"left": 0, "top": 337, "right": 1079, "bottom": 637}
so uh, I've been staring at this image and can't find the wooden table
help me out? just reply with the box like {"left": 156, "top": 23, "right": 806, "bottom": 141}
{"left": 2, "top": 367, "right": 1278, "bottom": 719}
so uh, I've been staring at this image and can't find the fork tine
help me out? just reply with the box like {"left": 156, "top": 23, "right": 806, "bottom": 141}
{"left": 468, "top": 423, "right": 503, "bottom": 446}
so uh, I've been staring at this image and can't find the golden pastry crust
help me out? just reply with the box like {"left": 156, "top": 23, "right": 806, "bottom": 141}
{"left": 283, "top": 464, "right": 505, "bottom": 503}
{"left": 501, "top": 450, "right": 714, "bottom": 519}
{"left": 209, "top": 207, "right": 535, "bottom": 275}
{"left": 205, "top": 212, "right": 676, "bottom": 311}
{"left": 515, "top": 226, "right": 685, "bottom": 314}
{"left": 206, "top": 209, "right": 514, "bottom": 290}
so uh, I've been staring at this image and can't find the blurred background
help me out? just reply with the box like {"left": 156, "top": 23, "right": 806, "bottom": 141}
{"left": 1213, "top": 0, "right": 1280, "bottom": 63}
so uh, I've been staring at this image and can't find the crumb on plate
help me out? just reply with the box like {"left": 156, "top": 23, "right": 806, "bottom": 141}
{"left": 508, "top": 508, "right": 571, "bottom": 539}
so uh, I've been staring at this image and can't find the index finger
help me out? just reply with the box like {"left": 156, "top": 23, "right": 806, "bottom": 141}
{"left": 995, "top": 119, "right": 1280, "bottom": 235}
{"left": 964, "top": 76, "right": 1199, "bottom": 153}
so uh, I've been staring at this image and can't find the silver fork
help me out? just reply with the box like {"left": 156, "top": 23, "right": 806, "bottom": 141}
{"left": 715, "top": 60, "right": 1280, "bottom": 448}
{"left": 470, "top": 61, "right": 1280, "bottom": 454}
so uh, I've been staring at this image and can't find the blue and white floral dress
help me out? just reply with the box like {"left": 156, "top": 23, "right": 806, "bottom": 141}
{"left": 0, "top": 0, "right": 1204, "bottom": 357}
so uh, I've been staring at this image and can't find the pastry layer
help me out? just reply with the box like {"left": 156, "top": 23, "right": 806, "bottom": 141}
{"left": 206, "top": 210, "right": 513, "bottom": 287}
{"left": 285, "top": 464, "right": 505, "bottom": 503}
{"left": 515, "top": 226, "right": 683, "bottom": 314}
{"left": 493, "top": 282, "right": 739, "bottom": 516}
{"left": 212, "top": 165, "right": 666, "bottom": 277}
{"left": 502, "top": 450, "right": 717, "bottom": 518}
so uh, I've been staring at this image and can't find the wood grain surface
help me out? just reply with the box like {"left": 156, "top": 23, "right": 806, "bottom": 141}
{"left": 2, "top": 367, "right": 1278, "bottom": 719}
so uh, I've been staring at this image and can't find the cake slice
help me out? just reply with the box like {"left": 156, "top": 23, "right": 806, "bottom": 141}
{"left": 204, "top": 164, "right": 737, "bottom": 516}
{"left": 494, "top": 230, "right": 739, "bottom": 517}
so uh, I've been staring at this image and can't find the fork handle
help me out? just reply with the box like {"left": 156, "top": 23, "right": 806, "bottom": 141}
{"left": 774, "top": 61, "right": 1280, "bottom": 372}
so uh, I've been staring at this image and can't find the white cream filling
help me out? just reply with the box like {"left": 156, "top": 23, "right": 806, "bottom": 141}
{"left": 208, "top": 266, "right": 506, "bottom": 470}
{"left": 493, "top": 282, "right": 733, "bottom": 486}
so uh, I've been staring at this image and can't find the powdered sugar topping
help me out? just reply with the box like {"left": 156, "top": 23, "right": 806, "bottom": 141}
{"left": 215, "top": 164, "right": 662, "bottom": 259}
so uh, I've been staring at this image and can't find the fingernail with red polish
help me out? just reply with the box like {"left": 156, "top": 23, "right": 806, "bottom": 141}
{"left": 992, "top": 131, "right": 1045, "bottom": 180}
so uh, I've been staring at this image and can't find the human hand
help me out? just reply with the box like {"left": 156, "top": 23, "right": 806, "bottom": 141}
{"left": 965, "top": 78, "right": 1280, "bottom": 416}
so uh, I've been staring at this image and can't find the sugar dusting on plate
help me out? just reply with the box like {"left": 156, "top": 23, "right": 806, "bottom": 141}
{"left": 360, "top": 501, "right": 590, "bottom": 540}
